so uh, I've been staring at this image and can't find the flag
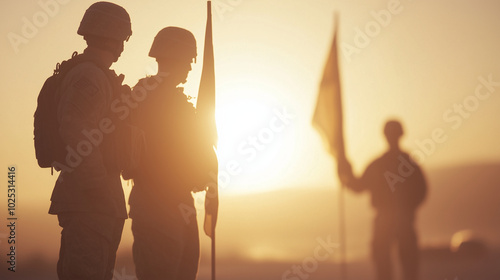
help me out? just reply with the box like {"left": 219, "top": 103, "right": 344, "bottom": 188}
{"left": 197, "top": 1, "right": 219, "bottom": 240}
{"left": 312, "top": 14, "right": 348, "bottom": 279}
{"left": 312, "top": 14, "right": 345, "bottom": 162}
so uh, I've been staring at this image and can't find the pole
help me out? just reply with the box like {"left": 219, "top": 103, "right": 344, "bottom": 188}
{"left": 199, "top": 1, "right": 218, "bottom": 279}
{"left": 211, "top": 228, "right": 216, "bottom": 280}
{"left": 339, "top": 183, "right": 347, "bottom": 279}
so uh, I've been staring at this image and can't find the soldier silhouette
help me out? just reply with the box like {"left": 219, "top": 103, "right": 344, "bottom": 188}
{"left": 126, "top": 27, "right": 214, "bottom": 280}
{"left": 338, "top": 120, "right": 427, "bottom": 280}
{"left": 47, "top": 2, "right": 132, "bottom": 280}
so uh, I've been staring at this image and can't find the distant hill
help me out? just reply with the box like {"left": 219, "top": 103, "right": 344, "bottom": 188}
{"left": 216, "top": 162, "right": 500, "bottom": 261}
{"left": 7, "top": 162, "right": 500, "bottom": 280}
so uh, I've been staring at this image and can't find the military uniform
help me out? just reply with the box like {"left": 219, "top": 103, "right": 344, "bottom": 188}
{"left": 49, "top": 48, "right": 128, "bottom": 280}
{"left": 350, "top": 150, "right": 427, "bottom": 280}
{"left": 125, "top": 26, "right": 218, "bottom": 280}
{"left": 46, "top": 2, "right": 132, "bottom": 279}
{"left": 128, "top": 77, "right": 207, "bottom": 280}
{"left": 123, "top": 26, "right": 212, "bottom": 280}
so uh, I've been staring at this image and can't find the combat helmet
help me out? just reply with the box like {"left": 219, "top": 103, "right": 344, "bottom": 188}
{"left": 384, "top": 120, "right": 404, "bottom": 140}
{"left": 78, "top": 2, "right": 132, "bottom": 42}
{"left": 149, "top": 27, "right": 197, "bottom": 61}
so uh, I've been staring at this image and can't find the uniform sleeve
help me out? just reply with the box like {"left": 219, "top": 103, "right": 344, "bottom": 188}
{"left": 354, "top": 162, "right": 375, "bottom": 192}
{"left": 343, "top": 162, "right": 373, "bottom": 193}
{"left": 57, "top": 63, "right": 112, "bottom": 189}
{"left": 410, "top": 165, "right": 428, "bottom": 208}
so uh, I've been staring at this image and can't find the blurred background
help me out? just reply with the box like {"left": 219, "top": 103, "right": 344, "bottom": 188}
{"left": 1, "top": 0, "right": 499, "bottom": 279}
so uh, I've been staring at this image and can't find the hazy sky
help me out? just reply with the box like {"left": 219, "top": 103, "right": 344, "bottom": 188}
{"left": 0, "top": 0, "right": 499, "bottom": 270}
{"left": 0, "top": 0, "right": 499, "bottom": 196}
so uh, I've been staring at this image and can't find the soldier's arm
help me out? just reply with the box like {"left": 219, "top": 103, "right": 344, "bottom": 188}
{"left": 338, "top": 158, "right": 367, "bottom": 192}
{"left": 57, "top": 63, "right": 112, "bottom": 189}
{"left": 413, "top": 165, "right": 428, "bottom": 207}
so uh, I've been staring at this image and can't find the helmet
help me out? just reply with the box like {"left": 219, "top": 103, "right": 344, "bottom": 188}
{"left": 149, "top": 27, "right": 197, "bottom": 60}
{"left": 77, "top": 2, "right": 132, "bottom": 42}
{"left": 384, "top": 120, "right": 404, "bottom": 140}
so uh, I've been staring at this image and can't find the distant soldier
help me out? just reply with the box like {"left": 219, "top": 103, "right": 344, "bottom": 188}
{"left": 48, "top": 2, "right": 132, "bottom": 279}
{"left": 338, "top": 120, "right": 427, "bottom": 280}
{"left": 127, "top": 27, "right": 214, "bottom": 280}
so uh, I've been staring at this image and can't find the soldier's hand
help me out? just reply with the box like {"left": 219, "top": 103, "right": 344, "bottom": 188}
{"left": 337, "top": 157, "right": 353, "bottom": 186}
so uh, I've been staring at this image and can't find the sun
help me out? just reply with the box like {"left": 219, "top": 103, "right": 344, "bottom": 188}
{"left": 214, "top": 84, "right": 297, "bottom": 194}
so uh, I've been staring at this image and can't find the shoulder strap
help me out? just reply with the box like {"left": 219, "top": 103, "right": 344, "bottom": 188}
{"left": 56, "top": 51, "right": 113, "bottom": 78}
{"left": 55, "top": 51, "right": 80, "bottom": 78}
{"left": 56, "top": 50, "right": 124, "bottom": 89}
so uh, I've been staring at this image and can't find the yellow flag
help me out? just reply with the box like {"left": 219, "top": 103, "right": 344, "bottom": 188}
{"left": 197, "top": 1, "right": 219, "bottom": 239}
{"left": 312, "top": 14, "right": 345, "bottom": 161}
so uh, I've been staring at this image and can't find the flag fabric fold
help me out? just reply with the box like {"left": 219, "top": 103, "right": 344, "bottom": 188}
{"left": 312, "top": 14, "right": 345, "bottom": 162}
{"left": 312, "top": 14, "right": 348, "bottom": 279}
{"left": 197, "top": 1, "right": 219, "bottom": 240}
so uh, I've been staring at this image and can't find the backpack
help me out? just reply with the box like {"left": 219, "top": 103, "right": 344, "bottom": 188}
{"left": 33, "top": 51, "right": 85, "bottom": 174}
{"left": 34, "top": 51, "right": 147, "bottom": 176}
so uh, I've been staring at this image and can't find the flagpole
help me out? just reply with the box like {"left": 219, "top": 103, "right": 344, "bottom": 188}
{"left": 339, "top": 182, "right": 347, "bottom": 280}
{"left": 198, "top": 1, "right": 218, "bottom": 280}
{"left": 311, "top": 10, "right": 347, "bottom": 280}
{"left": 333, "top": 12, "right": 347, "bottom": 279}
{"left": 211, "top": 228, "right": 216, "bottom": 280}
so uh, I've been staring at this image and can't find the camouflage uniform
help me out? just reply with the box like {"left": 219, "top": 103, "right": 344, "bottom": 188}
{"left": 126, "top": 27, "right": 215, "bottom": 280}
{"left": 49, "top": 48, "right": 128, "bottom": 280}
{"left": 129, "top": 78, "right": 205, "bottom": 280}
{"left": 349, "top": 151, "right": 427, "bottom": 280}
{"left": 48, "top": 2, "right": 132, "bottom": 279}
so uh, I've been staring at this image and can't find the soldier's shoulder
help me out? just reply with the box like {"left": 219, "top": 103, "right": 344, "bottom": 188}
{"left": 63, "top": 62, "right": 109, "bottom": 92}
{"left": 66, "top": 61, "right": 107, "bottom": 81}
{"left": 399, "top": 151, "right": 421, "bottom": 167}
{"left": 369, "top": 154, "right": 387, "bottom": 167}
{"left": 58, "top": 63, "right": 111, "bottom": 101}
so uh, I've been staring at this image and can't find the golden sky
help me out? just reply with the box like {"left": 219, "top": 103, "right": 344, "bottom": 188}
{"left": 2, "top": 0, "right": 500, "bottom": 195}
{"left": 1, "top": 0, "right": 500, "bottom": 267}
